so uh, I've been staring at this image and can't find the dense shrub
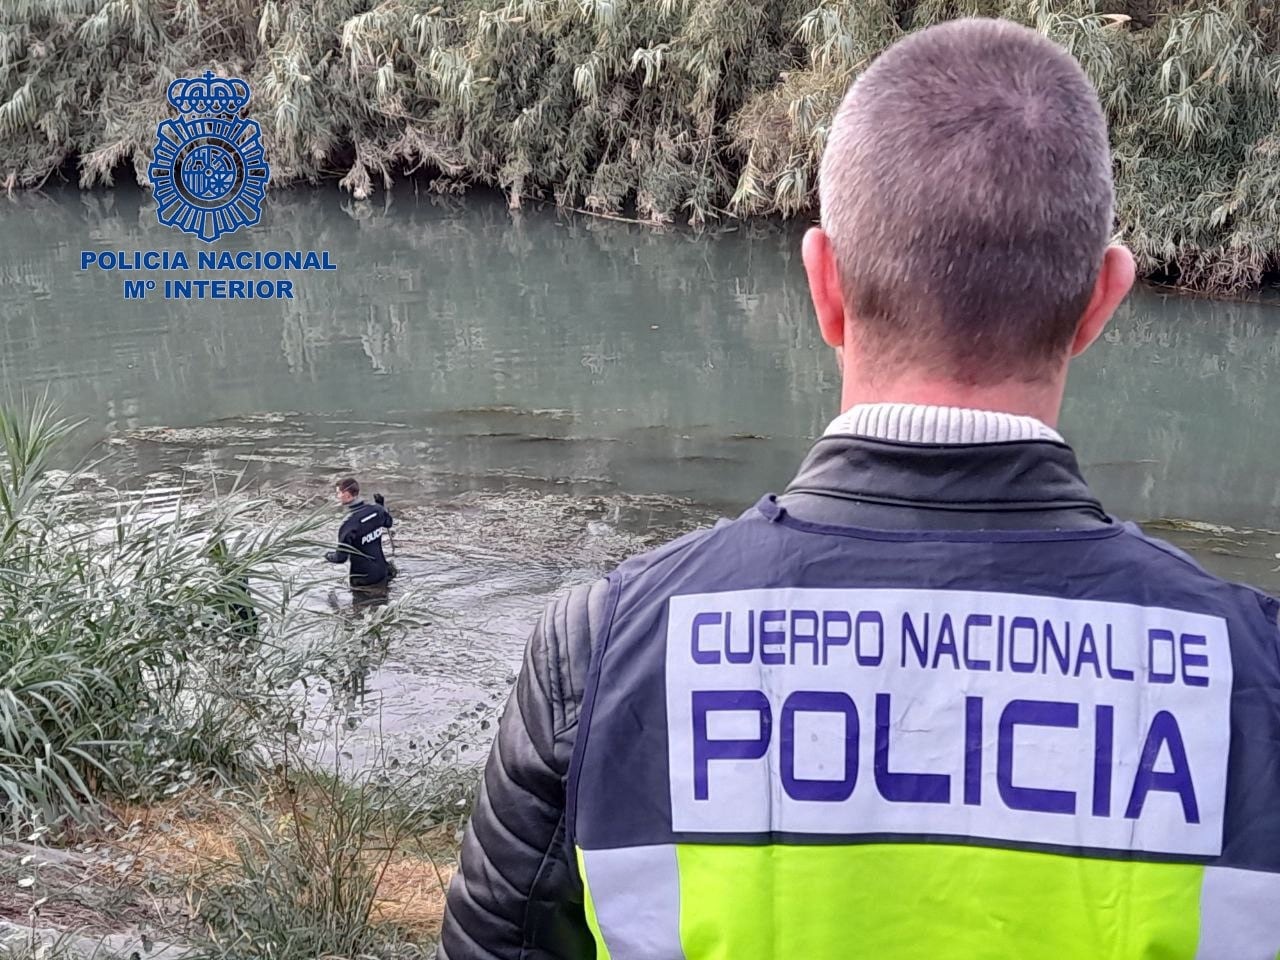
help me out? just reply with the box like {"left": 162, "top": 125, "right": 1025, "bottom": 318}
{"left": 1, "top": 1, "right": 1276, "bottom": 290}
{"left": 0, "top": 401, "right": 332, "bottom": 832}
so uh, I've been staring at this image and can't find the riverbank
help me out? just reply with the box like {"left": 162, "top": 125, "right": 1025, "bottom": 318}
{"left": 2, "top": 2, "right": 1277, "bottom": 293}
{"left": 0, "top": 403, "right": 477, "bottom": 958}
{"left": 2, "top": 783, "right": 461, "bottom": 959}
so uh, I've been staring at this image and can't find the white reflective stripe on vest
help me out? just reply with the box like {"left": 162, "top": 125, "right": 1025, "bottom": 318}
{"left": 1196, "top": 866, "right": 1280, "bottom": 959}
{"left": 580, "top": 844, "right": 685, "bottom": 958}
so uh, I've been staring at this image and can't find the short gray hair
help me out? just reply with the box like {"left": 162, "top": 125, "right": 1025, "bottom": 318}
{"left": 819, "top": 18, "right": 1114, "bottom": 383}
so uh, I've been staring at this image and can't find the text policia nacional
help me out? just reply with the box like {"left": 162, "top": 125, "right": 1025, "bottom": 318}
{"left": 664, "top": 588, "right": 1232, "bottom": 858}
{"left": 80, "top": 250, "right": 337, "bottom": 300}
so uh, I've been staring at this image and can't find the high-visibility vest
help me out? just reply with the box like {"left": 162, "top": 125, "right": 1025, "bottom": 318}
{"left": 568, "top": 497, "right": 1280, "bottom": 959}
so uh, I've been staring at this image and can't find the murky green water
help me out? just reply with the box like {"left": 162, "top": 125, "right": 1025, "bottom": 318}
{"left": 4, "top": 185, "right": 1280, "bottom": 742}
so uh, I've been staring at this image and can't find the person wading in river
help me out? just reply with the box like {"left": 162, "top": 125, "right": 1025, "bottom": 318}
{"left": 325, "top": 477, "right": 396, "bottom": 608}
{"left": 440, "top": 18, "right": 1280, "bottom": 960}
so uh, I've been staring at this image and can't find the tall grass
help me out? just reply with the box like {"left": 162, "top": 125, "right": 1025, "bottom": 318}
{"left": 0, "top": 399, "right": 338, "bottom": 833}
{"left": 161, "top": 675, "right": 486, "bottom": 957}
{"left": 0, "top": 400, "right": 482, "bottom": 955}
{"left": 190, "top": 770, "right": 452, "bottom": 958}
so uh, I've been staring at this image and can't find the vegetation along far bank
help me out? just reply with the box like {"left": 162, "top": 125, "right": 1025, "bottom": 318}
{"left": 1, "top": 0, "right": 1278, "bottom": 294}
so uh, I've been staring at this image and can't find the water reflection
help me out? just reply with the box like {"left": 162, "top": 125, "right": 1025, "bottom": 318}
{"left": 1066, "top": 292, "right": 1280, "bottom": 527}
{"left": 3, "top": 186, "right": 829, "bottom": 458}
{"left": 7, "top": 187, "right": 1280, "bottom": 526}
{"left": 3, "top": 185, "right": 1280, "bottom": 743}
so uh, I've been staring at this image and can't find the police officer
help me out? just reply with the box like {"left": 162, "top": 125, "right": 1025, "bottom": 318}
{"left": 441, "top": 18, "right": 1280, "bottom": 960}
{"left": 325, "top": 477, "right": 395, "bottom": 600}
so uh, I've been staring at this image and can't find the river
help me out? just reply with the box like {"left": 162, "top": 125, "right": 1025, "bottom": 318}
{"left": 4, "top": 184, "right": 1280, "bottom": 753}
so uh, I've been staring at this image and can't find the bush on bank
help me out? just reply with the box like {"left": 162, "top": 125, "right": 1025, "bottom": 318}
{"left": 0, "top": 401, "right": 480, "bottom": 955}
{"left": 0, "top": 401, "right": 332, "bottom": 832}
{"left": 0, "top": 400, "right": 452, "bottom": 835}
{"left": 0, "top": 1, "right": 1277, "bottom": 291}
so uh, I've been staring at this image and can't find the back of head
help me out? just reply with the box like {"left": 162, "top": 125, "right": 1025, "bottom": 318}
{"left": 819, "top": 18, "right": 1114, "bottom": 384}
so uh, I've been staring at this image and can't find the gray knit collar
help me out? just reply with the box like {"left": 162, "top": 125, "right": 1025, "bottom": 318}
{"left": 824, "top": 403, "right": 1063, "bottom": 445}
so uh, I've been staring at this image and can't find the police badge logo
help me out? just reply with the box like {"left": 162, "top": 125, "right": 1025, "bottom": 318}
{"left": 149, "top": 71, "right": 269, "bottom": 243}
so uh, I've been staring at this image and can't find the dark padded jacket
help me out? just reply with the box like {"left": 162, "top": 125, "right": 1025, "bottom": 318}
{"left": 437, "top": 434, "right": 1165, "bottom": 959}
{"left": 325, "top": 499, "right": 393, "bottom": 587}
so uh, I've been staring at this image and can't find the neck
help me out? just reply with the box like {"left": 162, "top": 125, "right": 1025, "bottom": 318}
{"left": 841, "top": 369, "right": 1067, "bottom": 428}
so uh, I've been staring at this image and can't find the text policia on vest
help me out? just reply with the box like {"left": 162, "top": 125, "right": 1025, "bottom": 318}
{"left": 664, "top": 588, "right": 1229, "bottom": 859}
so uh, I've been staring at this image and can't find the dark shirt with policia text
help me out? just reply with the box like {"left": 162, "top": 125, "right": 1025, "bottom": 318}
{"left": 325, "top": 500, "right": 393, "bottom": 587}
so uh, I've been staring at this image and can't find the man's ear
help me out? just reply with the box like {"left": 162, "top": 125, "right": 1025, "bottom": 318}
{"left": 803, "top": 227, "right": 846, "bottom": 349}
{"left": 1071, "top": 244, "right": 1135, "bottom": 357}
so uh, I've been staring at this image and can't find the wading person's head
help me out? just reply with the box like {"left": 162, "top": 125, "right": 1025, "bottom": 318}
{"left": 803, "top": 18, "right": 1135, "bottom": 424}
{"left": 336, "top": 477, "right": 360, "bottom": 505}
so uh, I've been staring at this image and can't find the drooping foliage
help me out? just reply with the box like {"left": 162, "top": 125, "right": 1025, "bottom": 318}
{"left": 1, "top": 0, "right": 1277, "bottom": 290}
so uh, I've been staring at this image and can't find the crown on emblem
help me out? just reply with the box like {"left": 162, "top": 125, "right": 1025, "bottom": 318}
{"left": 166, "top": 71, "right": 250, "bottom": 116}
